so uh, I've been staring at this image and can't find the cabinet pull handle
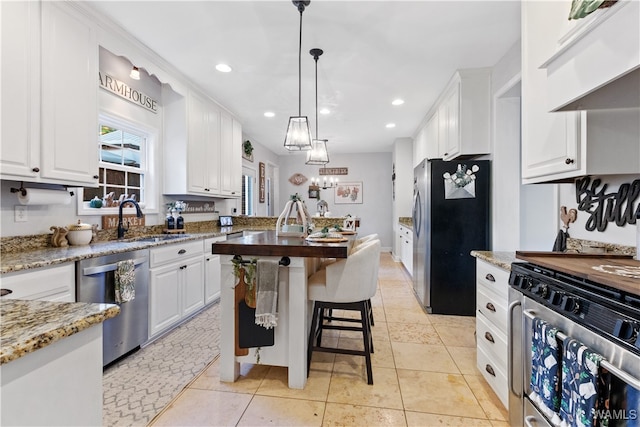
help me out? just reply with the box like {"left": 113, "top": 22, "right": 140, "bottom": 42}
{"left": 486, "top": 302, "right": 496, "bottom": 312}
{"left": 443, "top": 152, "right": 448, "bottom": 156}
{"left": 180, "top": 265, "right": 187, "bottom": 270}
{"left": 0, "top": 289, "right": 13, "bottom": 297}
{"left": 485, "top": 273, "right": 495, "bottom": 282}
{"left": 484, "top": 331, "right": 495, "bottom": 343}
{"left": 485, "top": 364, "right": 496, "bottom": 377}
{"left": 32, "top": 167, "right": 40, "bottom": 172}
{"left": 565, "top": 158, "right": 574, "bottom": 165}
{"left": 178, "top": 249, "right": 187, "bottom": 255}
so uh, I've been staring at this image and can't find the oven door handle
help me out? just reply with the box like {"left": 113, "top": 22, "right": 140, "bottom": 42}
{"left": 508, "top": 300, "right": 522, "bottom": 398}
{"left": 523, "top": 309, "right": 640, "bottom": 391}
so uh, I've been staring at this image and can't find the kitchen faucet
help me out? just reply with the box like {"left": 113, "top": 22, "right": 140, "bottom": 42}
{"left": 117, "top": 199, "right": 143, "bottom": 239}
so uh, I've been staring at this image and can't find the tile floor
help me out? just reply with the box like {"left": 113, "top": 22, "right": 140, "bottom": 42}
{"left": 150, "top": 253, "right": 509, "bottom": 426}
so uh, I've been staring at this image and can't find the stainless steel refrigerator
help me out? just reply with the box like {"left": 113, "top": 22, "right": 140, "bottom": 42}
{"left": 412, "top": 158, "right": 490, "bottom": 315}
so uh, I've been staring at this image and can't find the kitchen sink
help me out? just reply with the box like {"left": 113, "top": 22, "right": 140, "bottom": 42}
{"left": 127, "top": 234, "right": 192, "bottom": 243}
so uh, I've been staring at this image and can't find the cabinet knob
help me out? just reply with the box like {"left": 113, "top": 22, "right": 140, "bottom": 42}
{"left": 443, "top": 152, "right": 448, "bottom": 156}
{"left": 485, "top": 273, "right": 495, "bottom": 282}
{"left": 484, "top": 331, "right": 495, "bottom": 343}
{"left": 178, "top": 249, "right": 187, "bottom": 255}
{"left": 93, "top": 175, "right": 99, "bottom": 179}
{"left": 485, "top": 364, "right": 496, "bottom": 377}
{"left": 32, "top": 167, "right": 40, "bottom": 173}
{"left": 565, "top": 158, "right": 574, "bottom": 165}
{"left": 204, "top": 188, "right": 210, "bottom": 192}
{"left": 485, "top": 302, "right": 496, "bottom": 312}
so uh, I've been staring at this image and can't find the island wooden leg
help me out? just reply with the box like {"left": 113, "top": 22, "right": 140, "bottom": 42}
{"left": 287, "top": 257, "right": 309, "bottom": 389}
{"left": 220, "top": 257, "right": 241, "bottom": 382}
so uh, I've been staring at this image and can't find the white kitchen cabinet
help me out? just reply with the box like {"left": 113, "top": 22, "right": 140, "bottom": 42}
{"left": 398, "top": 224, "right": 413, "bottom": 275}
{"left": 204, "top": 236, "right": 226, "bottom": 305}
{"left": 522, "top": 1, "right": 640, "bottom": 183}
{"left": 149, "top": 240, "right": 204, "bottom": 338}
{"left": 424, "top": 111, "right": 439, "bottom": 161}
{"left": 0, "top": 263, "right": 75, "bottom": 302}
{"left": 1, "top": 1, "right": 99, "bottom": 186}
{"left": 164, "top": 88, "right": 243, "bottom": 198}
{"left": 475, "top": 259, "right": 509, "bottom": 409}
{"left": 436, "top": 69, "right": 490, "bottom": 160}
{"left": 219, "top": 111, "right": 242, "bottom": 197}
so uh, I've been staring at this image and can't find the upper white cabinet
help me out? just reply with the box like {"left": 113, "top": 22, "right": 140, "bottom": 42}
{"left": 219, "top": 111, "right": 242, "bottom": 197}
{"left": 415, "top": 69, "right": 490, "bottom": 162}
{"left": 522, "top": 1, "right": 639, "bottom": 183}
{"left": 540, "top": 0, "right": 639, "bottom": 112}
{"left": 164, "top": 89, "right": 241, "bottom": 198}
{"left": 1, "top": 1, "right": 99, "bottom": 186}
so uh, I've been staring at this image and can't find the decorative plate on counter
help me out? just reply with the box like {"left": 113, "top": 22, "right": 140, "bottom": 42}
{"left": 306, "top": 231, "right": 348, "bottom": 242}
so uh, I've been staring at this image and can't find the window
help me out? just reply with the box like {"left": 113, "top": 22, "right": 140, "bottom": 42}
{"left": 242, "top": 167, "right": 255, "bottom": 216}
{"left": 79, "top": 114, "right": 156, "bottom": 214}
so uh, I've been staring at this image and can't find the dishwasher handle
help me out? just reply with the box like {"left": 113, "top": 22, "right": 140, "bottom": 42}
{"left": 82, "top": 257, "right": 148, "bottom": 276}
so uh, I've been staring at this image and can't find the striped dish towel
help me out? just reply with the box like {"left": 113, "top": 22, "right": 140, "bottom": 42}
{"left": 254, "top": 259, "right": 279, "bottom": 329}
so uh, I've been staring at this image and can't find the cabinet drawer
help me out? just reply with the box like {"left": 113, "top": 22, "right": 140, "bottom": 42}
{"left": 477, "top": 343, "right": 508, "bottom": 409}
{"left": 0, "top": 263, "right": 75, "bottom": 302}
{"left": 150, "top": 240, "right": 204, "bottom": 268}
{"left": 477, "top": 286, "right": 508, "bottom": 332}
{"left": 476, "top": 312, "right": 508, "bottom": 370}
{"left": 476, "top": 260, "right": 509, "bottom": 298}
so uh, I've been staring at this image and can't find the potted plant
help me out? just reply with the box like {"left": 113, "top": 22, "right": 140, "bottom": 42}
{"left": 243, "top": 140, "right": 254, "bottom": 160}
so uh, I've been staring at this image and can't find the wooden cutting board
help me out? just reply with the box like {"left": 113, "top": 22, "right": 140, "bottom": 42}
{"left": 515, "top": 251, "right": 640, "bottom": 297}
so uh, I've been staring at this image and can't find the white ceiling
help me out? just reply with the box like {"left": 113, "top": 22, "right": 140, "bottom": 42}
{"left": 90, "top": 1, "right": 521, "bottom": 155}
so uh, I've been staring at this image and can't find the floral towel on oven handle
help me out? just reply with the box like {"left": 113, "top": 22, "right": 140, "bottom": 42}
{"left": 559, "top": 338, "right": 611, "bottom": 427}
{"left": 530, "top": 317, "right": 562, "bottom": 424}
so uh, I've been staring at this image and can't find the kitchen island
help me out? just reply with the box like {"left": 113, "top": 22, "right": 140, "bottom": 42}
{"left": 212, "top": 230, "right": 353, "bottom": 389}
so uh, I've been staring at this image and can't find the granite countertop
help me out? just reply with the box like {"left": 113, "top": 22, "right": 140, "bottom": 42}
{"left": 0, "top": 299, "right": 120, "bottom": 365}
{"left": 0, "top": 226, "right": 273, "bottom": 275}
{"left": 470, "top": 251, "right": 517, "bottom": 271}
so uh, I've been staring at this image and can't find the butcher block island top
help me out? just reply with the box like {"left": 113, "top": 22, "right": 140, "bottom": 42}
{"left": 515, "top": 251, "right": 640, "bottom": 297}
{"left": 211, "top": 230, "right": 351, "bottom": 259}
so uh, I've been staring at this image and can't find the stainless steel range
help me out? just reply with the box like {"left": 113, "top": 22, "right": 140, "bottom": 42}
{"left": 508, "top": 257, "right": 640, "bottom": 427}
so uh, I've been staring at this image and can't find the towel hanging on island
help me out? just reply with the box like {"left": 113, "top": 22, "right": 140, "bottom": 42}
{"left": 255, "top": 259, "right": 279, "bottom": 329}
{"left": 115, "top": 259, "right": 136, "bottom": 303}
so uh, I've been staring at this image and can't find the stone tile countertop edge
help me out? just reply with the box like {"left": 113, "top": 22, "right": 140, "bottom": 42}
{"left": 470, "top": 251, "right": 517, "bottom": 271}
{"left": 0, "top": 299, "right": 120, "bottom": 365}
{"left": 0, "top": 226, "right": 272, "bottom": 275}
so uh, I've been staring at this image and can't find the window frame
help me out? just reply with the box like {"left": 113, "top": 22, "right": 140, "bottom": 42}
{"left": 77, "top": 112, "right": 158, "bottom": 216}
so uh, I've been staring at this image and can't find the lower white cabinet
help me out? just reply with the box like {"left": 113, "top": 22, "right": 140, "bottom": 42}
{"left": 204, "top": 236, "right": 226, "bottom": 305}
{"left": 149, "top": 240, "right": 204, "bottom": 338}
{"left": 0, "top": 263, "right": 75, "bottom": 302}
{"left": 398, "top": 224, "right": 413, "bottom": 275}
{"left": 475, "top": 258, "right": 510, "bottom": 408}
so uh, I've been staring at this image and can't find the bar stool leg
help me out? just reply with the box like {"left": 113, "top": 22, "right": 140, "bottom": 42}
{"left": 307, "top": 302, "right": 321, "bottom": 377}
{"left": 360, "top": 301, "right": 373, "bottom": 385}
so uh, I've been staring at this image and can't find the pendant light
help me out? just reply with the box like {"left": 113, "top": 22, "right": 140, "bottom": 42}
{"left": 284, "top": 1, "right": 313, "bottom": 151}
{"left": 306, "top": 48, "right": 330, "bottom": 165}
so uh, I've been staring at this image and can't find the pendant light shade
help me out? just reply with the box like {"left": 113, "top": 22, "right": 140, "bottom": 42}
{"left": 306, "top": 47, "right": 330, "bottom": 165}
{"left": 284, "top": 1, "right": 312, "bottom": 151}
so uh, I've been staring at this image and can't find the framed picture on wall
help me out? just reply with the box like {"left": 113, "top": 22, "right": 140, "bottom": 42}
{"left": 334, "top": 182, "right": 363, "bottom": 204}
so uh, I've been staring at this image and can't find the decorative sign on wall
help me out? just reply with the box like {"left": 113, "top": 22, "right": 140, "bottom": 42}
{"left": 259, "top": 162, "right": 266, "bottom": 203}
{"left": 335, "top": 182, "right": 363, "bottom": 204}
{"left": 288, "top": 173, "right": 308, "bottom": 186}
{"left": 575, "top": 176, "right": 639, "bottom": 231}
{"left": 179, "top": 201, "right": 216, "bottom": 214}
{"left": 98, "top": 71, "right": 158, "bottom": 114}
{"left": 319, "top": 167, "right": 348, "bottom": 176}
{"left": 102, "top": 214, "right": 146, "bottom": 230}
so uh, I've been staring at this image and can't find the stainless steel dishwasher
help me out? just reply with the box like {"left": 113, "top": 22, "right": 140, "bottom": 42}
{"left": 76, "top": 248, "right": 149, "bottom": 366}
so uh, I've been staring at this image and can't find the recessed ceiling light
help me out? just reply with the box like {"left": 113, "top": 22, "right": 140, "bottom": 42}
{"left": 215, "top": 63, "right": 232, "bottom": 73}
{"left": 391, "top": 99, "right": 404, "bottom": 106}
{"left": 319, "top": 108, "right": 330, "bottom": 115}
{"left": 264, "top": 111, "right": 275, "bottom": 118}
{"left": 386, "top": 123, "right": 396, "bottom": 129}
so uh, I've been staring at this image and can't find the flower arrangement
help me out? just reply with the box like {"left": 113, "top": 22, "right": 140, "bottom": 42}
{"left": 443, "top": 164, "right": 479, "bottom": 188}
{"left": 166, "top": 200, "right": 186, "bottom": 213}
{"left": 243, "top": 140, "right": 254, "bottom": 157}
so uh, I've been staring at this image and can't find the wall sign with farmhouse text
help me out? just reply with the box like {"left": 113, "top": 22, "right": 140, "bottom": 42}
{"left": 319, "top": 167, "right": 348, "bottom": 176}
{"left": 98, "top": 71, "right": 158, "bottom": 114}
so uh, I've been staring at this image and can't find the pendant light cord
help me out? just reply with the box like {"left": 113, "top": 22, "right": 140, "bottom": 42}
{"left": 298, "top": 9, "right": 303, "bottom": 116}
{"left": 314, "top": 54, "right": 318, "bottom": 138}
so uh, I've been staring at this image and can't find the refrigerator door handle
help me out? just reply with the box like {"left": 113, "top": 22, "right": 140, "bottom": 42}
{"left": 413, "top": 190, "right": 422, "bottom": 238}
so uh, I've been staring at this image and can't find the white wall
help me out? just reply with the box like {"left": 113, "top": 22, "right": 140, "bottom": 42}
{"left": 277, "top": 152, "right": 393, "bottom": 249}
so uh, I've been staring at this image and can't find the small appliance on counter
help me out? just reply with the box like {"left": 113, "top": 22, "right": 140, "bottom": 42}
{"left": 219, "top": 216, "right": 233, "bottom": 227}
